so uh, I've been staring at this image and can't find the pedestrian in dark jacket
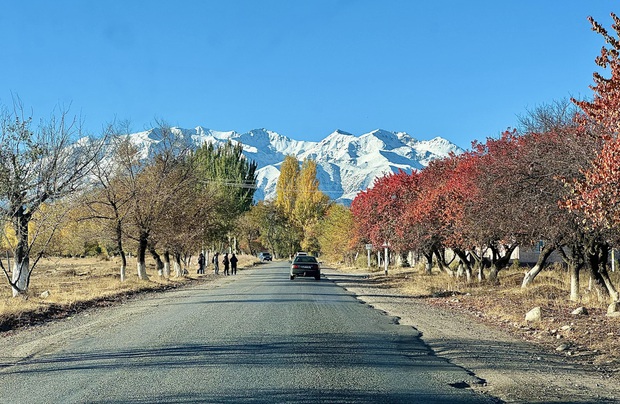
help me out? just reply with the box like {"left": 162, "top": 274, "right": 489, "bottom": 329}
{"left": 222, "top": 253, "right": 230, "bottom": 276}
{"left": 197, "top": 253, "right": 205, "bottom": 274}
{"left": 212, "top": 252, "right": 219, "bottom": 274}
{"left": 230, "top": 253, "right": 238, "bottom": 275}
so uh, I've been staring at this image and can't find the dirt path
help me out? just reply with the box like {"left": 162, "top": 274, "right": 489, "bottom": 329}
{"left": 324, "top": 270, "right": 620, "bottom": 403}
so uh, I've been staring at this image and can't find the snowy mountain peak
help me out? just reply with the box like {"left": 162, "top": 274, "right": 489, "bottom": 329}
{"left": 127, "top": 126, "right": 462, "bottom": 204}
{"left": 330, "top": 129, "right": 354, "bottom": 136}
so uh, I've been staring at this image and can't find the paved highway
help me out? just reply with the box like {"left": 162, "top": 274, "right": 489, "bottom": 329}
{"left": 0, "top": 261, "right": 495, "bottom": 403}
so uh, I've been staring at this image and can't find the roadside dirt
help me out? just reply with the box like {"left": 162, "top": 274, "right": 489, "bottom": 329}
{"left": 324, "top": 269, "right": 620, "bottom": 403}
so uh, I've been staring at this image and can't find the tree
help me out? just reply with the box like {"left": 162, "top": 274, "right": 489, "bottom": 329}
{"left": 147, "top": 156, "right": 216, "bottom": 278}
{"left": 351, "top": 169, "right": 420, "bottom": 271}
{"left": 273, "top": 155, "right": 330, "bottom": 256}
{"left": 275, "top": 155, "right": 300, "bottom": 219}
{"left": 194, "top": 140, "right": 258, "bottom": 246}
{"left": 317, "top": 204, "right": 356, "bottom": 265}
{"left": 513, "top": 101, "right": 598, "bottom": 300}
{"left": 0, "top": 102, "right": 101, "bottom": 296}
{"left": 82, "top": 122, "right": 137, "bottom": 281}
{"left": 564, "top": 13, "right": 620, "bottom": 301}
{"left": 235, "top": 212, "right": 261, "bottom": 255}
{"left": 119, "top": 122, "right": 196, "bottom": 280}
{"left": 44, "top": 201, "right": 106, "bottom": 257}
{"left": 404, "top": 160, "right": 457, "bottom": 276}
{"left": 570, "top": 13, "right": 620, "bottom": 235}
{"left": 247, "top": 200, "right": 293, "bottom": 258}
{"left": 293, "top": 158, "right": 330, "bottom": 253}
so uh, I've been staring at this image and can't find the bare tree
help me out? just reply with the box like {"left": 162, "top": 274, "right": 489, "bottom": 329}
{"left": 0, "top": 101, "right": 102, "bottom": 296}
{"left": 82, "top": 121, "right": 136, "bottom": 281}
{"left": 120, "top": 121, "right": 195, "bottom": 280}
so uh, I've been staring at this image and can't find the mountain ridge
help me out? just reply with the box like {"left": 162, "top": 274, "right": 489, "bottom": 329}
{"left": 127, "top": 126, "right": 463, "bottom": 204}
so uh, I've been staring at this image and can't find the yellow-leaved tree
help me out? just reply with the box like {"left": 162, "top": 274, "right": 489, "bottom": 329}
{"left": 293, "top": 158, "right": 330, "bottom": 253}
{"left": 317, "top": 203, "right": 356, "bottom": 265}
{"left": 275, "top": 155, "right": 300, "bottom": 219}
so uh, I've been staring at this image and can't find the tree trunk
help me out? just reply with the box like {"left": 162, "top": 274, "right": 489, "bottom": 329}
{"left": 423, "top": 252, "right": 433, "bottom": 275}
{"left": 433, "top": 248, "right": 455, "bottom": 276}
{"left": 586, "top": 242, "right": 619, "bottom": 302}
{"left": 11, "top": 257, "right": 29, "bottom": 297}
{"left": 559, "top": 244, "right": 584, "bottom": 302}
{"left": 464, "top": 262, "right": 471, "bottom": 282}
{"left": 163, "top": 250, "right": 171, "bottom": 278}
{"left": 569, "top": 263, "right": 580, "bottom": 302}
{"left": 149, "top": 246, "right": 165, "bottom": 277}
{"left": 11, "top": 208, "right": 31, "bottom": 297}
{"left": 173, "top": 252, "right": 183, "bottom": 277}
{"left": 137, "top": 233, "right": 149, "bottom": 280}
{"left": 465, "top": 249, "right": 485, "bottom": 282}
{"left": 115, "top": 221, "right": 127, "bottom": 282}
{"left": 488, "top": 244, "right": 518, "bottom": 283}
{"left": 453, "top": 248, "right": 474, "bottom": 282}
{"left": 521, "top": 244, "right": 555, "bottom": 288}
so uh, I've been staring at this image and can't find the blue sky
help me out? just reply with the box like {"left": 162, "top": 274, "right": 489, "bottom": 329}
{"left": 0, "top": 1, "right": 616, "bottom": 149}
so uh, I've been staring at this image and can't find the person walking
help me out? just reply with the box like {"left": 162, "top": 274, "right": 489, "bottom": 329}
{"left": 222, "top": 253, "right": 230, "bottom": 276}
{"left": 230, "top": 253, "right": 238, "bottom": 275}
{"left": 212, "top": 252, "right": 220, "bottom": 275}
{"left": 197, "top": 252, "right": 205, "bottom": 274}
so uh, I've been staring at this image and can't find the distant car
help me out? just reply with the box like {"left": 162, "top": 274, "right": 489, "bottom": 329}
{"left": 290, "top": 255, "right": 320, "bottom": 280}
{"left": 258, "top": 252, "right": 272, "bottom": 262}
{"left": 295, "top": 251, "right": 308, "bottom": 256}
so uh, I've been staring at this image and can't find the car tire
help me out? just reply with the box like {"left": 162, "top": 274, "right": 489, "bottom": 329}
{"left": 290, "top": 275, "right": 294, "bottom": 280}
{"left": 315, "top": 275, "right": 320, "bottom": 280}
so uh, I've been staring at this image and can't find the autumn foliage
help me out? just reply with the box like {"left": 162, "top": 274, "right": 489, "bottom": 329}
{"left": 348, "top": 12, "right": 620, "bottom": 302}
{"left": 569, "top": 13, "right": 620, "bottom": 235}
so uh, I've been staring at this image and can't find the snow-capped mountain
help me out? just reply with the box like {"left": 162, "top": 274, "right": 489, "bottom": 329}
{"left": 125, "top": 127, "right": 463, "bottom": 204}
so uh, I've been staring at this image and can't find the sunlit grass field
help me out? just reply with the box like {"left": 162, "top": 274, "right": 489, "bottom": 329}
{"left": 0, "top": 254, "right": 258, "bottom": 326}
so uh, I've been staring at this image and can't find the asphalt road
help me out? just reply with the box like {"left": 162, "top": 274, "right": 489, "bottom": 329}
{"left": 0, "top": 262, "right": 496, "bottom": 403}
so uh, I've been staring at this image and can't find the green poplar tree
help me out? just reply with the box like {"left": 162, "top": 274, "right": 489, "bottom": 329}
{"left": 194, "top": 140, "right": 258, "bottom": 243}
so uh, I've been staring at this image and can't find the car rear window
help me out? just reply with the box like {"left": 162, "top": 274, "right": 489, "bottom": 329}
{"left": 294, "top": 256, "right": 317, "bottom": 263}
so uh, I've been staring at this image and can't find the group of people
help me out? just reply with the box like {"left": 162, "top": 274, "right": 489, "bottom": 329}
{"left": 197, "top": 252, "right": 238, "bottom": 276}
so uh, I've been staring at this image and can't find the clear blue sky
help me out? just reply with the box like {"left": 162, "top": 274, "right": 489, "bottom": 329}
{"left": 0, "top": 1, "right": 616, "bottom": 149}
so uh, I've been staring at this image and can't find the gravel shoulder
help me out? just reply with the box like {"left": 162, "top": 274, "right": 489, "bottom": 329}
{"left": 324, "top": 270, "right": 620, "bottom": 403}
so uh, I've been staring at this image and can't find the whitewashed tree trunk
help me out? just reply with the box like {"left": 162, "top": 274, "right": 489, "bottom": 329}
{"left": 137, "top": 261, "right": 149, "bottom": 280}
{"left": 602, "top": 275, "right": 620, "bottom": 302}
{"left": 163, "top": 261, "right": 170, "bottom": 278}
{"left": 522, "top": 265, "right": 542, "bottom": 288}
{"left": 120, "top": 265, "right": 126, "bottom": 282}
{"left": 11, "top": 258, "right": 30, "bottom": 297}
{"left": 521, "top": 245, "right": 555, "bottom": 288}
{"left": 174, "top": 261, "right": 182, "bottom": 277}
{"left": 137, "top": 234, "right": 150, "bottom": 280}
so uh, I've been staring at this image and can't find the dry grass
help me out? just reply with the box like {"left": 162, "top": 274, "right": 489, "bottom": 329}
{"left": 0, "top": 254, "right": 259, "bottom": 331}
{"left": 335, "top": 262, "right": 620, "bottom": 368}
